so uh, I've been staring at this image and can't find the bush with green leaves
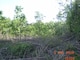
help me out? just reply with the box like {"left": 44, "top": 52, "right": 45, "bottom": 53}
{"left": 7, "top": 43, "right": 35, "bottom": 58}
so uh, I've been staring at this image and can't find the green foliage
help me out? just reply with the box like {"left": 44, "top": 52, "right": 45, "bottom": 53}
{"left": 0, "top": 6, "right": 69, "bottom": 39}
{"left": 75, "top": 55, "right": 80, "bottom": 60}
{"left": 57, "top": 0, "right": 80, "bottom": 39}
{"left": 66, "top": 0, "right": 80, "bottom": 37}
{"left": 8, "top": 43, "right": 35, "bottom": 57}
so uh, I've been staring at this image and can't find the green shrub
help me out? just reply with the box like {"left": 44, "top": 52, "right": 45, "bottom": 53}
{"left": 75, "top": 55, "right": 80, "bottom": 60}
{"left": 7, "top": 42, "right": 35, "bottom": 57}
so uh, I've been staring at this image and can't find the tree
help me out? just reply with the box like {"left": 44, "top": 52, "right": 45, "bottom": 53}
{"left": 66, "top": 0, "right": 80, "bottom": 39}
{"left": 34, "top": 11, "right": 45, "bottom": 21}
{"left": 13, "top": 6, "right": 27, "bottom": 40}
{"left": 0, "top": 11, "right": 2, "bottom": 17}
{"left": 0, "top": 11, "right": 10, "bottom": 39}
{"left": 0, "top": 11, "right": 5, "bottom": 20}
